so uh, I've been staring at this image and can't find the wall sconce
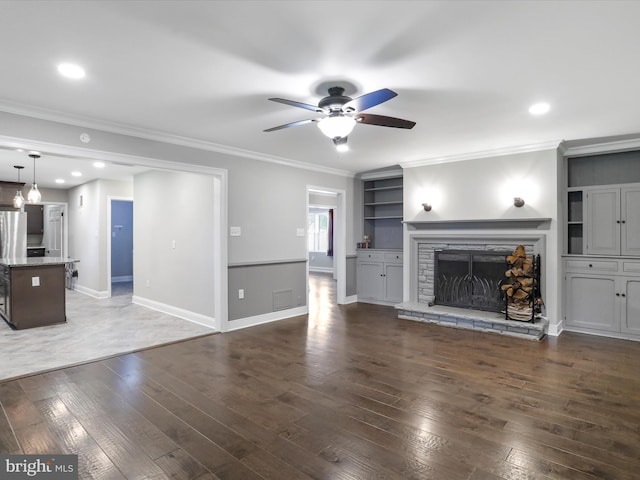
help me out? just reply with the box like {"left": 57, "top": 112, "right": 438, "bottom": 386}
{"left": 422, "top": 203, "right": 432, "bottom": 212}
{"left": 513, "top": 197, "right": 525, "bottom": 208}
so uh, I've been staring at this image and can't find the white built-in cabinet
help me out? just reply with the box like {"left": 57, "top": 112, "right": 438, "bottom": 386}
{"left": 583, "top": 186, "right": 640, "bottom": 256}
{"left": 357, "top": 250, "right": 403, "bottom": 305}
{"left": 564, "top": 150, "right": 640, "bottom": 340}
{"left": 565, "top": 258, "right": 640, "bottom": 336}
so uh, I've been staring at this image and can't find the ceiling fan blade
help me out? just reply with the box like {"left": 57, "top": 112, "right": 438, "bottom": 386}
{"left": 263, "top": 118, "right": 318, "bottom": 132}
{"left": 268, "top": 98, "right": 322, "bottom": 113}
{"left": 356, "top": 113, "right": 416, "bottom": 129}
{"left": 342, "top": 88, "right": 397, "bottom": 113}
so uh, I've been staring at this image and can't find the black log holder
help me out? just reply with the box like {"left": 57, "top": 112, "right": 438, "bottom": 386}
{"left": 504, "top": 254, "right": 542, "bottom": 323}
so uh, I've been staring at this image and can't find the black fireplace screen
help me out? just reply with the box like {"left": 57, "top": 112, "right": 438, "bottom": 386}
{"left": 434, "top": 250, "right": 510, "bottom": 312}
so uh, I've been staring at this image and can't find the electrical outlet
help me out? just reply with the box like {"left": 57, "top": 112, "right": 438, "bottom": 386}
{"left": 146, "top": 279, "right": 150, "bottom": 287}
{"left": 238, "top": 289, "right": 244, "bottom": 299}
{"left": 32, "top": 276, "right": 40, "bottom": 287}
{"left": 172, "top": 240, "right": 176, "bottom": 249}
{"left": 230, "top": 226, "right": 241, "bottom": 236}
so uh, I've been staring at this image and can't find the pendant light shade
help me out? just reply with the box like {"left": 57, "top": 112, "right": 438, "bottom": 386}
{"left": 12, "top": 165, "right": 25, "bottom": 209}
{"left": 27, "top": 154, "right": 42, "bottom": 204}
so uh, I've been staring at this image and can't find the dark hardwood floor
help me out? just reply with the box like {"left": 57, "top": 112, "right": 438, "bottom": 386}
{"left": 2, "top": 272, "right": 640, "bottom": 479}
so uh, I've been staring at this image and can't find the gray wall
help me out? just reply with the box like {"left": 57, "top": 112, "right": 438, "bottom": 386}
{"left": 67, "top": 179, "right": 133, "bottom": 294}
{"left": 228, "top": 261, "right": 306, "bottom": 321}
{"left": 134, "top": 170, "right": 215, "bottom": 317}
{"left": 0, "top": 111, "right": 356, "bottom": 324}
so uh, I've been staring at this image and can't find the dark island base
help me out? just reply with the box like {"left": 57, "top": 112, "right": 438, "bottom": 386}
{"left": 1, "top": 263, "right": 67, "bottom": 330}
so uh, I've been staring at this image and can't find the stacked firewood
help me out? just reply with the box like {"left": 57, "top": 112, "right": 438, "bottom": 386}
{"left": 501, "top": 245, "right": 539, "bottom": 321}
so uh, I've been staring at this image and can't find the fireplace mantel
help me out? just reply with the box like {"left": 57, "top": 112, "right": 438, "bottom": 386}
{"left": 405, "top": 218, "right": 552, "bottom": 230}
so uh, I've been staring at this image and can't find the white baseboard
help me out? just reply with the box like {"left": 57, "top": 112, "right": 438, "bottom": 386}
{"left": 309, "top": 267, "right": 333, "bottom": 273}
{"left": 74, "top": 284, "right": 109, "bottom": 299}
{"left": 225, "top": 306, "right": 308, "bottom": 332}
{"left": 563, "top": 326, "right": 640, "bottom": 342}
{"left": 112, "top": 275, "right": 133, "bottom": 283}
{"left": 342, "top": 295, "right": 358, "bottom": 304}
{"left": 132, "top": 295, "right": 217, "bottom": 330}
{"left": 547, "top": 319, "right": 563, "bottom": 337}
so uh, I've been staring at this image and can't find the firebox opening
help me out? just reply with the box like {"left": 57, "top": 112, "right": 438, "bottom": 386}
{"left": 434, "top": 250, "right": 511, "bottom": 313}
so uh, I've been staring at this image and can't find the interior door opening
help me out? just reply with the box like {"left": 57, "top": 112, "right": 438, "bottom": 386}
{"left": 109, "top": 199, "right": 133, "bottom": 298}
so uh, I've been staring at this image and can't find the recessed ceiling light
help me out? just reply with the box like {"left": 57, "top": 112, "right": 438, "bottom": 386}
{"left": 71, "top": 171, "right": 82, "bottom": 177}
{"left": 57, "top": 63, "right": 86, "bottom": 79}
{"left": 529, "top": 102, "right": 550, "bottom": 115}
{"left": 55, "top": 179, "right": 65, "bottom": 184}
{"left": 93, "top": 161, "right": 105, "bottom": 168}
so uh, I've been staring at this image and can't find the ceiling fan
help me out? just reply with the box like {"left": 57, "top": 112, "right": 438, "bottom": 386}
{"left": 264, "top": 87, "right": 416, "bottom": 151}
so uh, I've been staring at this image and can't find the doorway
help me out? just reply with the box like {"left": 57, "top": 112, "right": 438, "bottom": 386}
{"left": 108, "top": 198, "right": 133, "bottom": 298}
{"left": 307, "top": 186, "right": 346, "bottom": 305}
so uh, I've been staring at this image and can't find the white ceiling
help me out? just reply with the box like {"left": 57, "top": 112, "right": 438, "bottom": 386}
{"left": 0, "top": 0, "right": 639, "bottom": 182}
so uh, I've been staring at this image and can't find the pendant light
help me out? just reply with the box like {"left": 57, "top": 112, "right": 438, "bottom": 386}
{"left": 27, "top": 153, "right": 42, "bottom": 204}
{"left": 12, "top": 165, "right": 25, "bottom": 208}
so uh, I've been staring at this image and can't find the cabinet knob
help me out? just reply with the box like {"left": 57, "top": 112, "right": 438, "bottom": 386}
{"left": 622, "top": 293, "right": 626, "bottom": 298}
{"left": 622, "top": 220, "right": 626, "bottom": 224}
{"left": 616, "top": 293, "right": 620, "bottom": 296}
{"left": 617, "top": 220, "right": 621, "bottom": 224}
{"left": 589, "top": 264, "right": 593, "bottom": 267}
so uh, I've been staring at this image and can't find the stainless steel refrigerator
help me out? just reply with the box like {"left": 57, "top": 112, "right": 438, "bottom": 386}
{"left": 0, "top": 211, "right": 27, "bottom": 258}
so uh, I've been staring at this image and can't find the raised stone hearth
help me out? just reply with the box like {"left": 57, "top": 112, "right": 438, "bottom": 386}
{"left": 402, "top": 228, "right": 550, "bottom": 340}
{"left": 395, "top": 301, "right": 547, "bottom": 341}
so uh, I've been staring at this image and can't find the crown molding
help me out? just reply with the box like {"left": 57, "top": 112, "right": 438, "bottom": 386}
{"left": 0, "top": 101, "right": 354, "bottom": 178}
{"left": 562, "top": 137, "right": 640, "bottom": 157}
{"left": 399, "top": 140, "right": 563, "bottom": 169}
{"left": 0, "top": 133, "right": 229, "bottom": 177}
{"left": 358, "top": 167, "right": 403, "bottom": 180}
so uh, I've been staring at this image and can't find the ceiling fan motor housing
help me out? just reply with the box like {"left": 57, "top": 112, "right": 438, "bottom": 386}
{"left": 318, "top": 87, "right": 352, "bottom": 111}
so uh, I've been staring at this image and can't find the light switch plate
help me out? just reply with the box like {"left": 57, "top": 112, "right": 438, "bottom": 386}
{"left": 230, "top": 226, "right": 241, "bottom": 237}
{"left": 32, "top": 276, "right": 40, "bottom": 287}
{"left": 296, "top": 228, "right": 305, "bottom": 237}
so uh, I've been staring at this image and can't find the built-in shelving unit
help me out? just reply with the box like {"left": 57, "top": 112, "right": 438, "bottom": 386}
{"left": 567, "top": 189, "right": 584, "bottom": 254}
{"left": 363, "top": 176, "right": 403, "bottom": 249}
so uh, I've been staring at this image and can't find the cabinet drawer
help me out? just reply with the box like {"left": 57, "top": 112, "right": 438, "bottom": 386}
{"left": 622, "top": 261, "right": 640, "bottom": 274}
{"left": 565, "top": 259, "right": 619, "bottom": 273}
{"left": 384, "top": 252, "right": 403, "bottom": 263}
{"left": 357, "top": 251, "right": 385, "bottom": 262}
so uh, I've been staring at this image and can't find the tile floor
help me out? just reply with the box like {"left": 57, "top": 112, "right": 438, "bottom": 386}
{"left": 0, "top": 282, "right": 216, "bottom": 382}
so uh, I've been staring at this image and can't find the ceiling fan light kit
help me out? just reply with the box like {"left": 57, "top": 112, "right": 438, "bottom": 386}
{"left": 264, "top": 85, "right": 416, "bottom": 149}
{"left": 318, "top": 115, "right": 356, "bottom": 139}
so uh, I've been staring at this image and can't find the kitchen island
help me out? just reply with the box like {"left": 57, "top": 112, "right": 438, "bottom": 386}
{"left": 0, "top": 257, "right": 77, "bottom": 330}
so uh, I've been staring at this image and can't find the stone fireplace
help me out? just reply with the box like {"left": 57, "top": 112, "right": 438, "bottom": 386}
{"left": 396, "top": 227, "right": 549, "bottom": 340}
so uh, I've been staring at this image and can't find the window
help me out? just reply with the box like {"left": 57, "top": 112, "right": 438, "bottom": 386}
{"left": 308, "top": 209, "right": 329, "bottom": 252}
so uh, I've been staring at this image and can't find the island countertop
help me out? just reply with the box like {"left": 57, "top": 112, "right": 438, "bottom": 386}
{"left": 0, "top": 257, "right": 79, "bottom": 267}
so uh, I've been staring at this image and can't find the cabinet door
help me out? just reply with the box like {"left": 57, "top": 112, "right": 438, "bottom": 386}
{"left": 621, "top": 278, "right": 640, "bottom": 335}
{"left": 25, "top": 204, "right": 44, "bottom": 234}
{"left": 586, "top": 189, "right": 620, "bottom": 255}
{"left": 383, "top": 263, "right": 403, "bottom": 303}
{"left": 621, "top": 186, "right": 640, "bottom": 256}
{"left": 357, "top": 262, "right": 384, "bottom": 300}
{"left": 565, "top": 274, "right": 619, "bottom": 332}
